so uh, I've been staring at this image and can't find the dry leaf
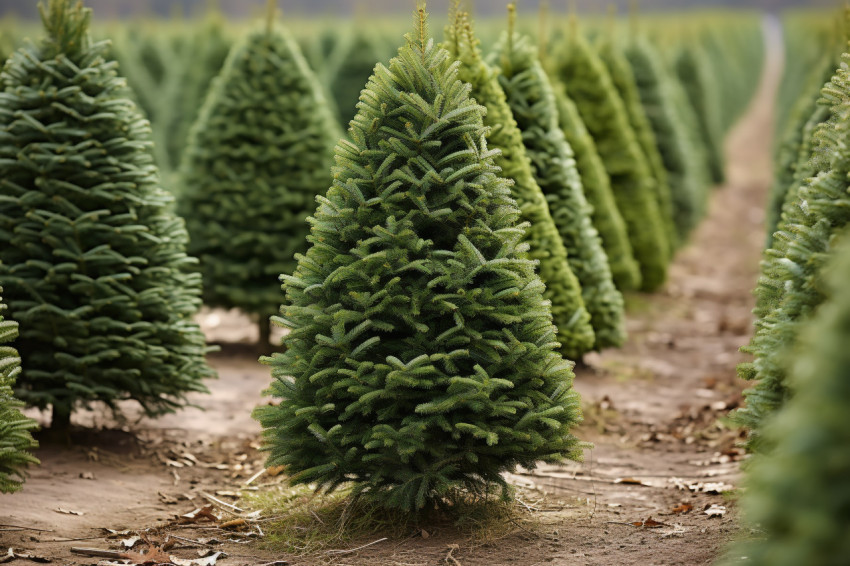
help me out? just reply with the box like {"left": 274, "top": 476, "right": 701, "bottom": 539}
{"left": 179, "top": 505, "right": 220, "bottom": 525}
{"left": 55, "top": 507, "right": 83, "bottom": 516}
{"left": 266, "top": 465, "right": 285, "bottom": 477}
{"left": 159, "top": 492, "right": 179, "bottom": 505}
{"left": 0, "top": 548, "right": 50, "bottom": 563}
{"left": 421, "top": 529, "right": 430, "bottom": 539}
{"left": 172, "top": 551, "right": 224, "bottom": 566}
{"left": 615, "top": 477, "right": 648, "bottom": 486}
{"left": 79, "top": 472, "right": 95, "bottom": 480}
{"left": 220, "top": 519, "right": 246, "bottom": 530}
{"left": 671, "top": 503, "right": 693, "bottom": 514}
{"left": 121, "top": 545, "right": 172, "bottom": 565}
{"left": 631, "top": 517, "right": 666, "bottom": 528}
{"left": 704, "top": 504, "right": 727, "bottom": 518}
{"left": 121, "top": 536, "right": 141, "bottom": 549}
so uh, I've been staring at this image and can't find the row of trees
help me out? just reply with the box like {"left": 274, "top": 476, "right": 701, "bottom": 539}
{"left": 0, "top": 0, "right": 762, "bottom": 501}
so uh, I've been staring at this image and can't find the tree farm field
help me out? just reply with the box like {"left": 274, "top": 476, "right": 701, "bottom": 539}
{"left": 0, "top": 44, "right": 778, "bottom": 566}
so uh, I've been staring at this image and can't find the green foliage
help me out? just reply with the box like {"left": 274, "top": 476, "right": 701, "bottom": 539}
{"left": 178, "top": 23, "right": 338, "bottom": 336}
{"left": 254, "top": 15, "right": 584, "bottom": 513}
{"left": 492, "top": 30, "right": 624, "bottom": 351}
{"left": 0, "top": 284, "right": 38, "bottom": 494}
{"left": 625, "top": 37, "right": 709, "bottom": 242}
{"left": 721, "top": 233, "right": 850, "bottom": 566}
{"left": 0, "top": 0, "right": 213, "bottom": 427}
{"left": 734, "top": 52, "right": 850, "bottom": 451}
{"left": 328, "top": 32, "right": 390, "bottom": 129}
{"left": 597, "top": 38, "right": 677, "bottom": 250}
{"left": 552, "top": 29, "right": 669, "bottom": 291}
{"left": 443, "top": 14, "right": 595, "bottom": 358}
{"left": 552, "top": 83, "right": 640, "bottom": 292}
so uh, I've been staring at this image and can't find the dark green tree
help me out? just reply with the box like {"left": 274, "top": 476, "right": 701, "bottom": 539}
{"left": 178, "top": 15, "right": 339, "bottom": 346}
{"left": 597, "top": 38, "right": 677, "bottom": 250}
{"left": 492, "top": 23, "right": 624, "bottom": 351}
{"left": 254, "top": 11, "right": 584, "bottom": 513}
{"left": 734, "top": 52, "right": 850, "bottom": 450}
{"left": 721, "top": 232, "right": 850, "bottom": 566}
{"left": 443, "top": 11, "right": 595, "bottom": 358}
{"left": 551, "top": 82, "right": 640, "bottom": 292}
{"left": 552, "top": 27, "right": 669, "bottom": 291}
{"left": 0, "top": 284, "right": 38, "bottom": 494}
{"left": 328, "top": 32, "right": 392, "bottom": 129}
{"left": 0, "top": 0, "right": 214, "bottom": 430}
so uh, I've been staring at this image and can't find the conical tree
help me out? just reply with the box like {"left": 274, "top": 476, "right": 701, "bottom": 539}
{"left": 443, "top": 11, "right": 594, "bottom": 358}
{"left": 178, "top": 12, "right": 339, "bottom": 346}
{"left": 0, "top": 0, "right": 214, "bottom": 430}
{"left": 721, "top": 232, "right": 850, "bottom": 566}
{"left": 0, "top": 284, "right": 38, "bottom": 494}
{"left": 551, "top": 81, "right": 640, "bottom": 292}
{"left": 552, "top": 26, "right": 669, "bottom": 291}
{"left": 254, "top": 10, "right": 584, "bottom": 513}
{"left": 492, "top": 19, "right": 625, "bottom": 351}
{"left": 596, "top": 37, "right": 677, "bottom": 249}
{"left": 734, "top": 52, "right": 850, "bottom": 450}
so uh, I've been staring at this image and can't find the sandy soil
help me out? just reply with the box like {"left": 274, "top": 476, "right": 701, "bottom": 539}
{"left": 0, "top": 23, "right": 779, "bottom": 566}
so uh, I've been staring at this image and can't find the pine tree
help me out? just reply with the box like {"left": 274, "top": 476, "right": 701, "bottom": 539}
{"left": 0, "top": 283, "right": 38, "bottom": 494}
{"left": 721, "top": 232, "right": 850, "bottom": 566}
{"left": 734, "top": 52, "right": 850, "bottom": 450}
{"left": 552, "top": 82, "right": 640, "bottom": 292}
{"left": 597, "top": 38, "right": 677, "bottom": 250}
{"left": 254, "top": 10, "right": 584, "bottom": 513}
{"left": 178, "top": 13, "right": 338, "bottom": 346}
{"left": 443, "top": 11, "right": 595, "bottom": 358}
{"left": 328, "top": 32, "right": 388, "bottom": 129}
{"left": 0, "top": 0, "right": 214, "bottom": 430}
{"left": 552, "top": 27, "right": 669, "bottom": 291}
{"left": 492, "top": 20, "right": 624, "bottom": 351}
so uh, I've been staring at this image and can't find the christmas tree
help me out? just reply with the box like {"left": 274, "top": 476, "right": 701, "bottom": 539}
{"left": 552, "top": 26, "right": 669, "bottom": 291}
{"left": 0, "top": 0, "right": 214, "bottom": 430}
{"left": 443, "top": 10, "right": 594, "bottom": 359}
{"left": 178, "top": 8, "right": 339, "bottom": 346}
{"left": 597, "top": 37, "right": 677, "bottom": 250}
{"left": 492, "top": 17, "right": 625, "bottom": 351}
{"left": 722, "top": 232, "right": 850, "bottom": 566}
{"left": 551, "top": 82, "right": 640, "bottom": 292}
{"left": 328, "top": 32, "right": 389, "bottom": 128}
{"left": 254, "top": 9, "right": 584, "bottom": 513}
{"left": 0, "top": 284, "right": 38, "bottom": 494}
{"left": 734, "top": 52, "right": 850, "bottom": 450}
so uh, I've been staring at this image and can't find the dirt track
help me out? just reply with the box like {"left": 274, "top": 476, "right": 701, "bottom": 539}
{"left": 0, "top": 21, "right": 779, "bottom": 566}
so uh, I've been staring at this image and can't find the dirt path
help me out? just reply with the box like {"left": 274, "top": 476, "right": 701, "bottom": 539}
{"left": 1, "top": 22, "right": 780, "bottom": 566}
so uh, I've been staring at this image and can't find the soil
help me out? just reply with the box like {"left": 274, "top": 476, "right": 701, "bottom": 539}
{"left": 1, "top": 22, "right": 780, "bottom": 566}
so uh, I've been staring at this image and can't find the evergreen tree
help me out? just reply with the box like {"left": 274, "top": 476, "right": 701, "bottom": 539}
{"left": 328, "top": 32, "right": 388, "bottom": 129}
{"left": 721, "top": 232, "right": 850, "bottom": 566}
{"left": 624, "top": 37, "right": 707, "bottom": 242}
{"left": 0, "top": 0, "right": 214, "bottom": 430}
{"left": 443, "top": 11, "right": 595, "bottom": 358}
{"left": 0, "top": 283, "right": 38, "bottom": 494}
{"left": 551, "top": 82, "right": 640, "bottom": 292}
{"left": 254, "top": 10, "right": 584, "bottom": 513}
{"left": 179, "top": 15, "right": 338, "bottom": 346}
{"left": 492, "top": 22, "right": 624, "bottom": 351}
{"left": 552, "top": 27, "right": 669, "bottom": 291}
{"left": 734, "top": 52, "right": 850, "bottom": 450}
{"left": 597, "top": 38, "right": 677, "bottom": 250}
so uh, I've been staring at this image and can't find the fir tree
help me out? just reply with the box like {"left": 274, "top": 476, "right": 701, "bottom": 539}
{"left": 597, "top": 38, "right": 677, "bottom": 250}
{"left": 254, "top": 10, "right": 584, "bottom": 513}
{"left": 492, "top": 20, "right": 624, "bottom": 351}
{"left": 328, "top": 32, "right": 388, "bottom": 129}
{"left": 178, "top": 12, "right": 338, "bottom": 346}
{"left": 0, "top": 283, "right": 38, "bottom": 494}
{"left": 721, "top": 232, "right": 850, "bottom": 566}
{"left": 443, "top": 11, "right": 595, "bottom": 358}
{"left": 552, "top": 82, "right": 640, "bottom": 292}
{"left": 734, "top": 52, "right": 850, "bottom": 450}
{"left": 552, "top": 27, "right": 669, "bottom": 291}
{"left": 0, "top": 0, "right": 214, "bottom": 430}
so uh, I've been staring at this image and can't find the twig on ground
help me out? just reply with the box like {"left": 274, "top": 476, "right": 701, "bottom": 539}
{"left": 445, "top": 544, "right": 462, "bottom": 566}
{"left": 70, "top": 547, "right": 125, "bottom": 559}
{"left": 324, "top": 537, "right": 388, "bottom": 555}
{"left": 0, "top": 524, "right": 53, "bottom": 533}
{"left": 199, "top": 491, "right": 245, "bottom": 514}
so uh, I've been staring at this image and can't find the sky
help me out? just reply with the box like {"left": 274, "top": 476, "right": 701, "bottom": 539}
{"left": 0, "top": 0, "right": 837, "bottom": 18}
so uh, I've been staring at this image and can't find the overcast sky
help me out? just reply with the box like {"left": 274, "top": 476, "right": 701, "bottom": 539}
{"left": 0, "top": 0, "right": 835, "bottom": 18}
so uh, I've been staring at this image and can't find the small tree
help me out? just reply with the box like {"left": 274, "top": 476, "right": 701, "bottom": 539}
{"left": 178, "top": 11, "right": 339, "bottom": 345}
{"left": 551, "top": 82, "right": 640, "bottom": 292}
{"left": 0, "top": 0, "right": 214, "bottom": 430}
{"left": 0, "top": 284, "right": 38, "bottom": 494}
{"left": 254, "top": 10, "right": 584, "bottom": 512}
{"left": 492, "top": 19, "right": 625, "bottom": 351}
{"left": 443, "top": 11, "right": 595, "bottom": 359}
{"left": 552, "top": 26, "right": 669, "bottom": 291}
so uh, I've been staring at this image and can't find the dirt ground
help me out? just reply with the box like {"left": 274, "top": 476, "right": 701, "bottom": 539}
{"left": 1, "top": 24, "right": 780, "bottom": 566}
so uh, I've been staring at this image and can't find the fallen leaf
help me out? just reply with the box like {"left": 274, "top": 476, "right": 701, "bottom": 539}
{"left": 179, "top": 505, "right": 220, "bottom": 525}
{"left": 266, "top": 465, "right": 285, "bottom": 477}
{"left": 159, "top": 492, "right": 179, "bottom": 505}
{"left": 55, "top": 507, "right": 83, "bottom": 516}
{"left": 172, "top": 551, "right": 224, "bottom": 566}
{"left": 104, "top": 529, "right": 132, "bottom": 537}
{"left": 615, "top": 477, "right": 649, "bottom": 486}
{"left": 671, "top": 503, "right": 693, "bottom": 514}
{"left": 631, "top": 517, "right": 667, "bottom": 528}
{"left": 121, "top": 545, "right": 172, "bottom": 565}
{"left": 220, "top": 519, "right": 246, "bottom": 530}
{"left": 421, "top": 529, "right": 430, "bottom": 539}
{"left": 79, "top": 472, "right": 95, "bottom": 480}
{"left": 704, "top": 504, "right": 727, "bottom": 518}
{"left": 1, "top": 548, "right": 51, "bottom": 564}
{"left": 121, "top": 536, "right": 141, "bottom": 549}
